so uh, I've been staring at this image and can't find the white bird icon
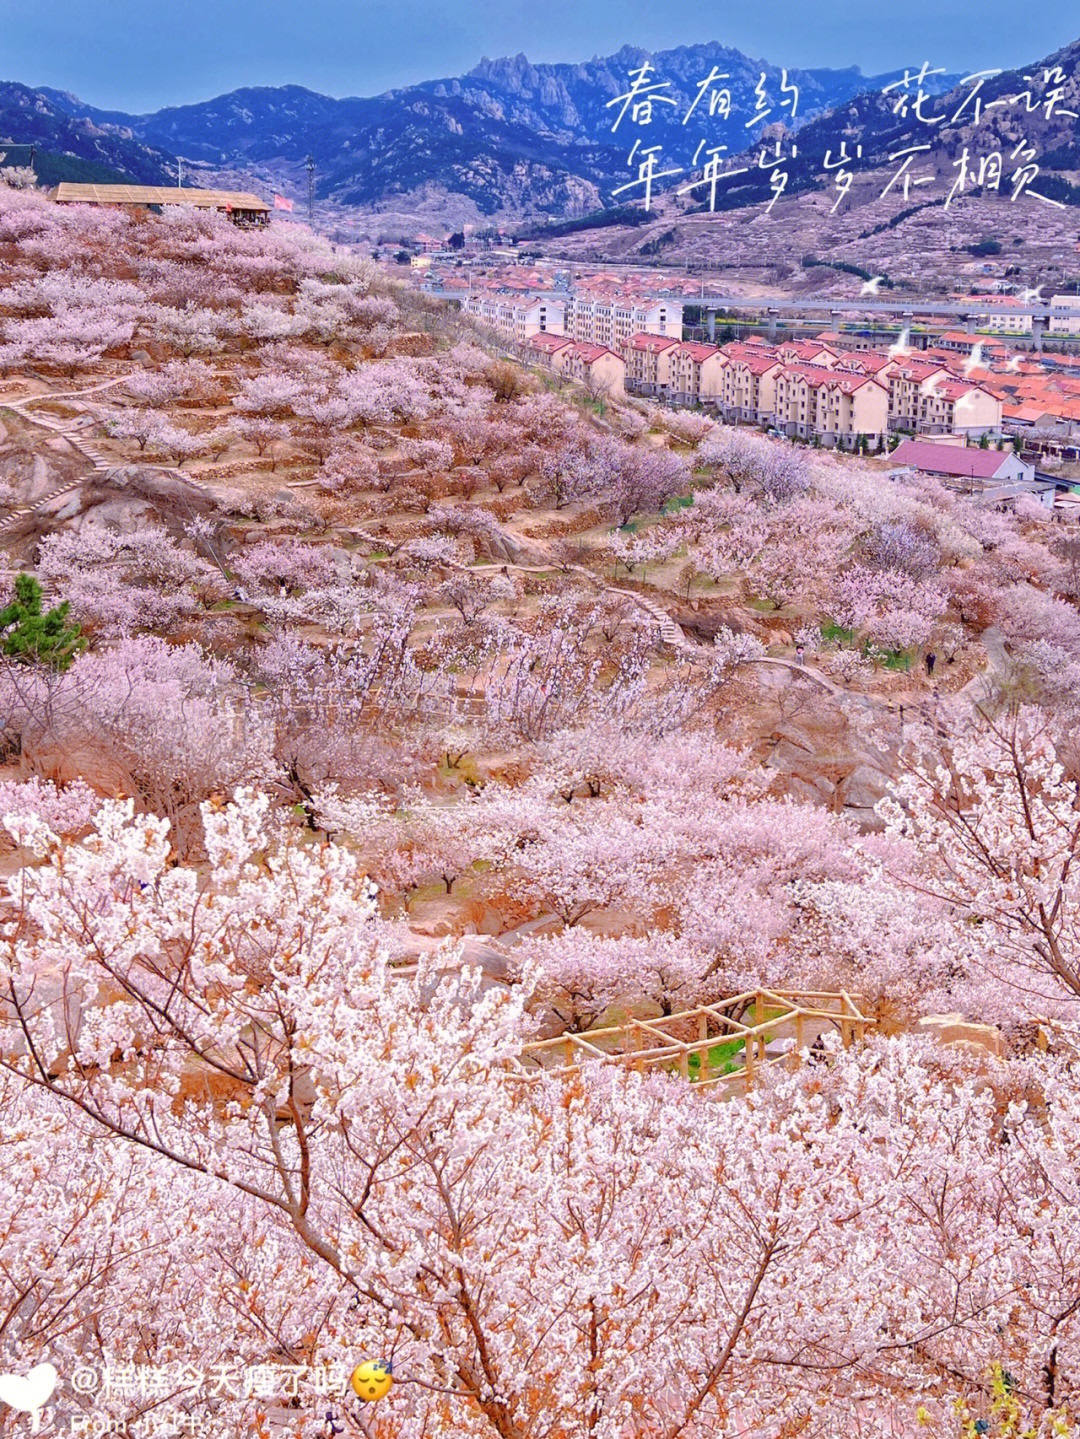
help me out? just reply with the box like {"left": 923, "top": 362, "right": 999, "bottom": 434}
{"left": 962, "top": 342, "right": 985, "bottom": 376}
{"left": 1021, "top": 284, "right": 1043, "bottom": 303}
{"left": 0, "top": 1365, "right": 59, "bottom": 1435}
{"left": 1006, "top": 354, "right": 1023, "bottom": 373}
{"left": 888, "top": 326, "right": 912, "bottom": 357}
{"left": 860, "top": 275, "right": 884, "bottom": 296}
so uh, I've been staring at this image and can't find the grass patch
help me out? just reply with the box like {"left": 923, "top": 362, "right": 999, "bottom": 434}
{"left": 682, "top": 1010, "right": 785, "bottom": 1082}
{"left": 686, "top": 1036, "right": 752, "bottom": 1080}
{"left": 821, "top": 619, "right": 855, "bottom": 645}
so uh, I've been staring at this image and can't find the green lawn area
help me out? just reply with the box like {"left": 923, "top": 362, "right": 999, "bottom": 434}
{"left": 821, "top": 619, "right": 914, "bottom": 671}
{"left": 821, "top": 619, "right": 855, "bottom": 645}
{"left": 686, "top": 1036, "right": 753, "bottom": 1080}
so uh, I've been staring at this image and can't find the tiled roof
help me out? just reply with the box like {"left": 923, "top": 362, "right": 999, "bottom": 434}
{"left": 675, "top": 341, "right": 722, "bottom": 361}
{"left": 777, "top": 340, "right": 836, "bottom": 361}
{"left": 735, "top": 353, "right": 782, "bottom": 375}
{"left": 929, "top": 380, "right": 996, "bottom": 402}
{"left": 835, "top": 351, "right": 893, "bottom": 372}
{"left": 778, "top": 363, "right": 885, "bottom": 396}
{"left": 566, "top": 341, "right": 618, "bottom": 363}
{"left": 895, "top": 360, "right": 954, "bottom": 381}
{"left": 528, "top": 333, "right": 572, "bottom": 354}
{"left": 629, "top": 331, "right": 679, "bottom": 353}
{"left": 1003, "top": 403, "right": 1050, "bottom": 422}
{"left": 891, "top": 439, "right": 1018, "bottom": 479}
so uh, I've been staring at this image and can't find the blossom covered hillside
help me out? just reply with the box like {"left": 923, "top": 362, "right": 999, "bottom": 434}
{"left": 0, "top": 181, "right": 1079, "bottom": 1439}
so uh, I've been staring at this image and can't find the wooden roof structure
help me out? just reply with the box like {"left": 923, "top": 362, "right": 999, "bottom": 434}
{"left": 54, "top": 183, "right": 270, "bottom": 214}
{"left": 513, "top": 988, "right": 875, "bottom": 1097}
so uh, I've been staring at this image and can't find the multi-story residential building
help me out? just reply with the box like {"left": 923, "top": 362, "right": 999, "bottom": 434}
{"left": 889, "top": 361, "right": 957, "bottom": 430}
{"left": 462, "top": 293, "right": 565, "bottom": 344}
{"left": 1049, "top": 294, "right": 1080, "bottom": 335}
{"left": 667, "top": 341, "right": 728, "bottom": 406}
{"left": 566, "top": 297, "right": 683, "bottom": 356}
{"left": 717, "top": 348, "right": 783, "bottom": 425}
{"left": 527, "top": 334, "right": 625, "bottom": 397}
{"left": 626, "top": 333, "right": 680, "bottom": 396}
{"left": 527, "top": 333, "right": 573, "bottom": 367}
{"left": 773, "top": 365, "right": 889, "bottom": 449}
{"left": 956, "top": 298, "right": 1032, "bottom": 335}
{"left": 625, "top": 334, "right": 731, "bottom": 405}
{"left": 559, "top": 341, "right": 626, "bottom": 397}
{"left": 916, "top": 379, "right": 1002, "bottom": 436}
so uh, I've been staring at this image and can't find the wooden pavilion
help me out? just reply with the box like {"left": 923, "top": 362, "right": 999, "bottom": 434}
{"left": 54, "top": 183, "right": 270, "bottom": 226}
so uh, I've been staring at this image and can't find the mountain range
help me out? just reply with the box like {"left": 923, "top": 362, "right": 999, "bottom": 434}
{"left": 2, "top": 36, "right": 1078, "bottom": 228}
{"left": 4, "top": 44, "right": 960, "bottom": 221}
{"left": 674, "top": 36, "right": 1080, "bottom": 214}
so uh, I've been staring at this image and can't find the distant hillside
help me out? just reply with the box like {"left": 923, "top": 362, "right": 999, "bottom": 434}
{"left": 0, "top": 82, "right": 177, "bottom": 186}
{"left": 0, "top": 142, "right": 143, "bottom": 189}
{"left": 25, "top": 45, "right": 961, "bottom": 220}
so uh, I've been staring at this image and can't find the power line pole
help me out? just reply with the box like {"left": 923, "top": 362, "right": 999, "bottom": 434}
{"left": 306, "top": 155, "right": 315, "bottom": 222}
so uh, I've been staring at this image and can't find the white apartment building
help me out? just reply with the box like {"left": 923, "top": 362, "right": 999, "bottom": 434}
{"left": 462, "top": 293, "right": 566, "bottom": 344}
{"left": 957, "top": 297, "right": 1032, "bottom": 335}
{"left": 566, "top": 297, "right": 683, "bottom": 357}
{"left": 1049, "top": 294, "right": 1080, "bottom": 335}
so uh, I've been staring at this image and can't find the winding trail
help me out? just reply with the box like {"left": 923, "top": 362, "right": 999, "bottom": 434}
{"left": 0, "top": 378, "right": 221, "bottom": 535}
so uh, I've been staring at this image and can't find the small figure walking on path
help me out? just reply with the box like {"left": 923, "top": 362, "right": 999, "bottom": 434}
{"left": 925, "top": 651, "right": 936, "bottom": 677}
{"left": 795, "top": 644, "right": 805, "bottom": 666}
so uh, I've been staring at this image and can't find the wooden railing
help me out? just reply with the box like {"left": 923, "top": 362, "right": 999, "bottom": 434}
{"left": 512, "top": 988, "right": 875, "bottom": 1096}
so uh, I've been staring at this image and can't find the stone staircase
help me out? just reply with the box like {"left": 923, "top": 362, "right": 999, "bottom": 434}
{"left": 0, "top": 402, "right": 111, "bottom": 534}
{"left": 0, "top": 479, "right": 85, "bottom": 535}
{"left": 608, "top": 585, "right": 692, "bottom": 650}
{"left": 1, "top": 385, "right": 222, "bottom": 536}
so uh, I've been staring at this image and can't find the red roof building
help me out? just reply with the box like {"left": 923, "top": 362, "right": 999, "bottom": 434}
{"left": 890, "top": 438, "right": 1032, "bottom": 484}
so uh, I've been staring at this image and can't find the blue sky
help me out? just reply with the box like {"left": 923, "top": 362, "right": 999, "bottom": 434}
{"left": 9, "top": 0, "right": 1080, "bottom": 112}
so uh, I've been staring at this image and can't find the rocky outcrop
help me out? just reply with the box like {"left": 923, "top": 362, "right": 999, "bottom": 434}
{"left": 762, "top": 718, "right": 892, "bottom": 831}
{"left": 836, "top": 764, "right": 889, "bottom": 828}
{"left": 917, "top": 1013, "right": 1007, "bottom": 1060}
{"left": 670, "top": 606, "right": 757, "bottom": 643}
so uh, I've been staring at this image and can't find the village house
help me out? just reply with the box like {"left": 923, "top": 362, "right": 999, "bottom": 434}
{"left": 889, "top": 437, "right": 1047, "bottom": 506}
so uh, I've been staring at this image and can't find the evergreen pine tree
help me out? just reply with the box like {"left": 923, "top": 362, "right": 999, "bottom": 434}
{"left": 0, "top": 574, "right": 85, "bottom": 672}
